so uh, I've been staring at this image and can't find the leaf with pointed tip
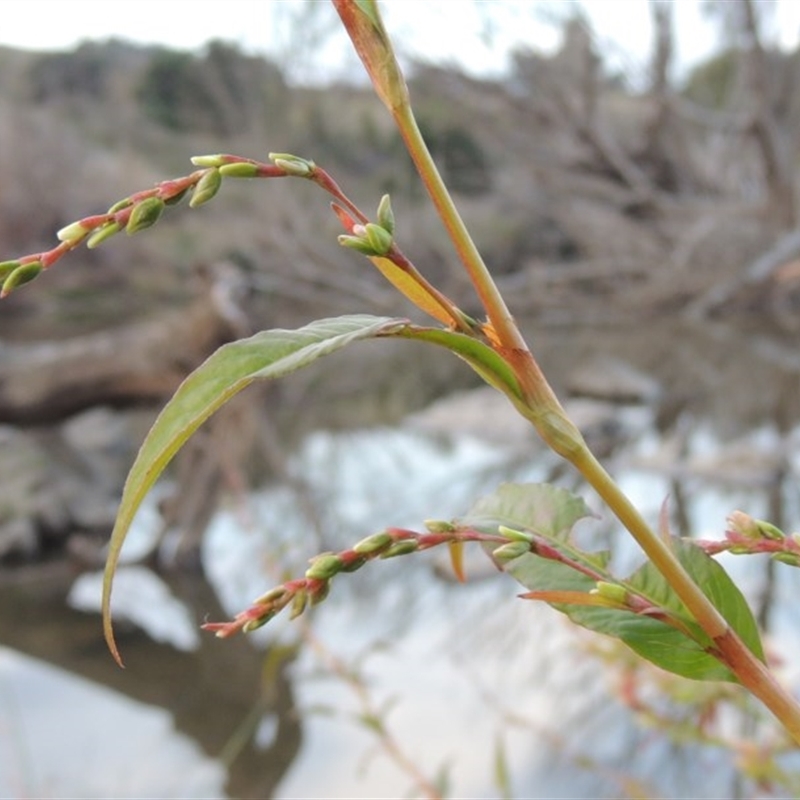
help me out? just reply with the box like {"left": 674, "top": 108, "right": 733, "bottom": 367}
{"left": 103, "top": 314, "right": 405, "bottom": 665}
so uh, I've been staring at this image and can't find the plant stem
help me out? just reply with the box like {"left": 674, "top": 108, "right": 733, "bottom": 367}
{"left": 390, "top": 103, "right": 527, "bottom": 354}
{"left": 342, "top": 0, "right": 800, "bottom": 743}
{"left": 576, "top": 448, "right": 729, "bottom": 637}
{"left": 573, "top": 446, "right": 800, "bottom": 743}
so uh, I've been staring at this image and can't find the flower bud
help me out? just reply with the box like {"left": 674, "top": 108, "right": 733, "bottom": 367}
{"left": 498, "top": 525, "right": 534, "bottom": 543}
{"left": 86, "top": 222, "right": 121, "bottom": 249}
{"left": 107, "top": 198, "right": 132, "bottom": 214}
{"left": 269, "top": 152, "right": 314, "bottom": 177}
{"left": 491, "top": 541, "right": 530, "bottom": 563}
{"left": 190, "top": 168, "right": 222, "bottom": 208}
{"left": 364, "top": 222, "right": 393, "bottom": 256}
{"left": 376, "top": 194, "right": 394, "bottom": 235}
{"left": 756, "top": 520, "right": 785, "bottom": 541}
{"left": 289, "top": 589, "right": 308, "bottom": 619}
{"left": 353, "top": 532, "right": 393, "bottom": 555}
{"left": 126, "top": 197, "right": 165, "bottom": 234}
{"left": 380, "top": 539, "right": 419, "bottom": 558}
{"left": 191, "top": 154, "right": 228, "bottom": 167}
{"left": 591, "top": 581, "right": 628, "bottom": 605}
{"left": 305, "top": 553, "right": 344, "bottom": 581}
{"left": 338, "top": 234, "right": 376, "bottom": 255}
{"left": 424, "top": 519, "right": 456, "bottom": 534}
{"left": 772, "top": 552, "right": 800, "bottom": 567}
{"left": 2, "top": 261, "right": 43, "bottom": 296}
{"left": 0, "top": 260, "right": 21, "bottom": 281}
{"left": 728, "top": 510, "right": 784, "bottom": 541}
{"left": 218, "top": 162, "right": 261, "bottom": 178}
{"left": 243, "top": 611, "right": 276, "bottom": 633}
{"left": 252, "top": 585, "right": 287, "bottom": 605}
{"left": 56, "top": 220, "right": 90, "bottom": 245}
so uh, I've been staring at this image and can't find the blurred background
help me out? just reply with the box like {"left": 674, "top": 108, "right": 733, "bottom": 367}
{"left": 3, "top": 1, "right": 800, "bottom": 797}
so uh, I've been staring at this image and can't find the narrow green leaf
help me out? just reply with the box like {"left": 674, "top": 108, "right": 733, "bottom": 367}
{"left": 103, "top": 314, "right": 404, "bottom": 665}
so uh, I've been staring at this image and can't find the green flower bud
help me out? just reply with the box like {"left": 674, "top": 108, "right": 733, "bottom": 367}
{"left": 772, "top": 552, "right": 800, "bottom": 567}
{"left": 56, "top": 220, "right": 90, "bottom": 245}
{"left": 191, "top": 154, "right": 228, "bottom": 167}
{"left": 364, "top": 222, "right": 393, "bottom": 256}
{"left": 338, "top": 234, "right": 376, "bottom": 255}
{"left": 498, "top": 525, "right": 534, "bottom": 543}
{"left": 591, "top": 581, "right": 628, "bottom": 605}
{"left": 107, "top": 198, "right": 132, "bottom": 214}
{"left": 756, "top": 520, "right": 785, "bottom": 541}
{"left": 126, "top": 197, "right": 165, "bottom": 234}
{"left": 243, "top": 610, "right": 277, "bottom": 633}
{"left": 2, "top": 261, "right": 43, "bottom": 296}
{"left": 380, "top": 539, "right": 419, "bottom": 558}
{"left": 189, "top": 168, "right": 222, "bottom": 208}
{"left": 424, "top": 519, "right": 456, "bottom": 534}
{"left": 218, "top": 162, "right": 260, "bottom": 178}
{"left": 289, "top": 589, "right": 308, "bottom": 619}
{"left": 86, "top": 222, "right": 121, "bottom": 249}
{"left": 728, "top": 510, "right": 785, "bottom": 541}
{"left": 305, "top": 553, "right": 344, "bottom": 581}
{"left": 491, "top": 541, "right": 530, "bottom": 563}
{"left": 269, "top": 152, "right": 314, "bottom": 177}
{"left": 376, "top": 194, "right": 394, "bottom": 235}
{"left": 252, "top": 585, "right": 287, "bottom": 605}
{"left": 0, "top": 260, "right": 21, "bottom": 281}
{"left": 353, "top": 532, "right": 393, "bottom": 555}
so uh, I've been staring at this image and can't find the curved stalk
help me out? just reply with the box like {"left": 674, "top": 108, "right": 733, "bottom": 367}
{"left": 335, "top": 0, "right": 800, "bottom": 743}
{"left": 576, "top": 447, "right": 800, "bottom": 742}
{"left": 388, "top": 31, "right": 800, "bottom": 749}
{"left": 390, "top": 104, "right": 526, "bottom": 354}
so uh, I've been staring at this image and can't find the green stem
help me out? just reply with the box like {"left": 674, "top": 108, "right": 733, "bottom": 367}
{"left": 390, "top": 103, "right": 527, "bottom": 353}
{"left": 343, "top": 0, "right": 800, "bottom": 743}
{"left": 506, "top": 368, "right": 800, "bottom": 739}
{"left": 576, "top": 447, "right": 728, "bottom": 637}
{"left": 572, "top": 446, "right": 800, "bottom": 743}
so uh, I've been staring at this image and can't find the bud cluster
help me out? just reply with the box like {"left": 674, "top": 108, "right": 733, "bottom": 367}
{"left": 0, "top": 153, "right": 296, "bottom": 298}
{"left": 715, "top": 510, "right": 800, "bottom": 567}
{"left": 336, "top": 194, "right": 396, "bottom": 257}
{"left": 201, "top": 523, "right": 529, "bottom": 639}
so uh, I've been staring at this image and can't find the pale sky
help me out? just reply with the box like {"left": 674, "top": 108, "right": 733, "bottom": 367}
{"left": 1, "top": 1, "right": 799, "bottom": 86}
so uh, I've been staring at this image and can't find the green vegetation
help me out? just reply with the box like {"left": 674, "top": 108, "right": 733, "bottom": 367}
{"left": 3, "top": 1, "right": 800, "bottom": 796}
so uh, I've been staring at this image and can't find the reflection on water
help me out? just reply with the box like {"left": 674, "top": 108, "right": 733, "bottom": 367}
{"left": 0, "top": 648, "right": 226, "bottom": 797}
{"left": 2, "top": 319, "right": 800, "bottom": 798}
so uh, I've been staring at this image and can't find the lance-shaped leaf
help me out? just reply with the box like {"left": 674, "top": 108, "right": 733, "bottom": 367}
{"left": 458, "top": 482, "right": 765, "bottom": 682}
{"left": 103, "top": 314, "right": 405, "bottom": 665}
